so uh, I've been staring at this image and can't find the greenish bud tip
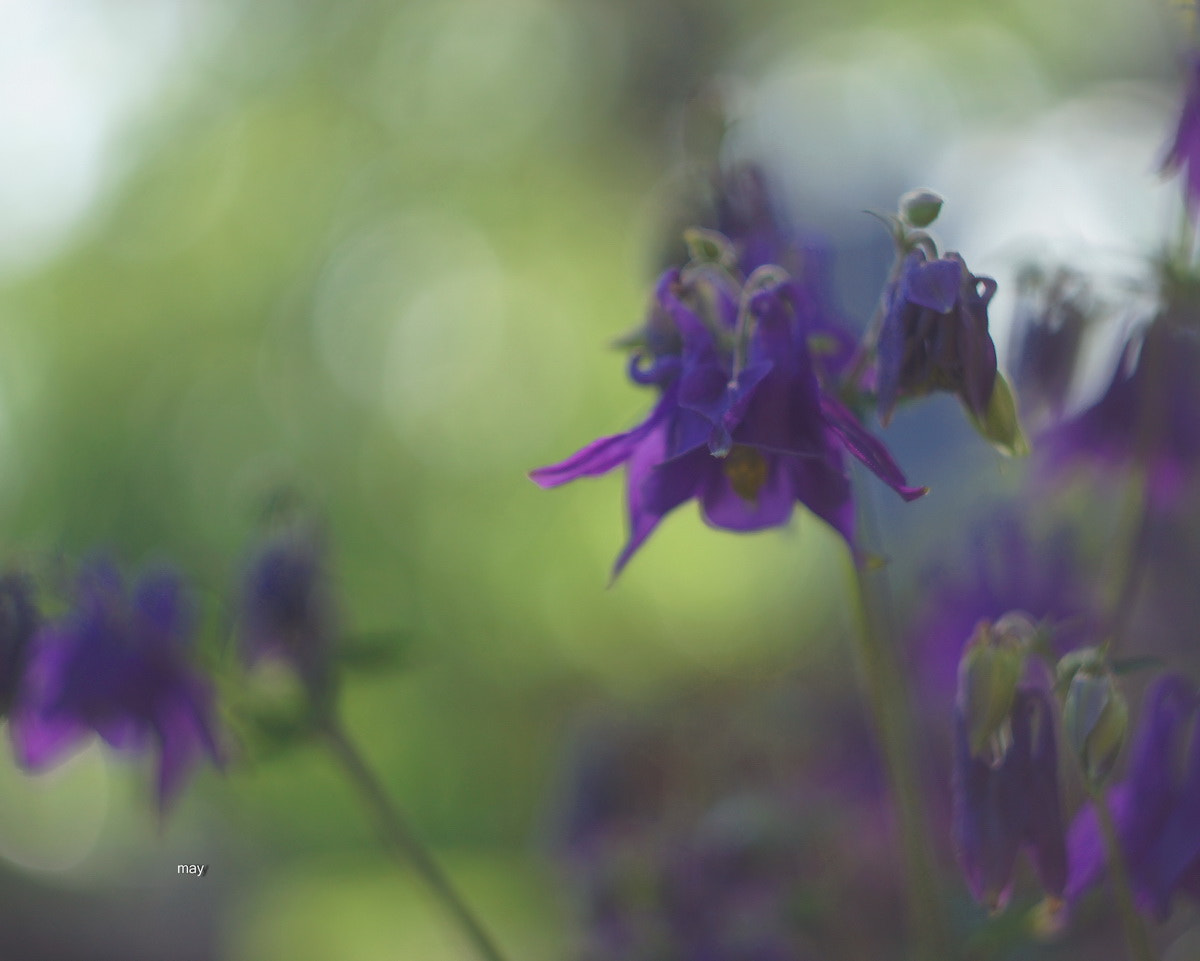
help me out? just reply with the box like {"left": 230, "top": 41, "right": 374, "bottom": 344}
{"left": 1062, "top": 670, "right": 1129, "bottom": 785}
{"left": 958, "top": 618, "right": 1029, "bottom": 757}
{"left": 683, "top": 227, "right": 738, "bottom": 270}
{"left": 899, "top": 188, "right": 944, "bottom": 228}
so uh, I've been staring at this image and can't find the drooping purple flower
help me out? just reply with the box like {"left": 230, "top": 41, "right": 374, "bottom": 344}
{"left": 532, "top": 262, "right": 925, "bottom": 577}
{"left": 877, "top": 249, "right": 999, "bottom": 425}
{"left": 1008, "top": 267, "right": 1091, "bottom": 428}
{"left": 7, "top": 559, "right": 221, "bottom": 810}
{"left": 1038, "top": 320, "right": 1200, "bottom": 507}
{"left": 1067, "top": 675, "right": 1200, "bottom": 919}
{"left": 1163, "top": 54, "right": 1200, "bottom": 213}
{"left": 954, "top": 686, "right": 1067, "bottom": 911}
{"left": 239, "top": 524, "right": 336, "bottom": 702}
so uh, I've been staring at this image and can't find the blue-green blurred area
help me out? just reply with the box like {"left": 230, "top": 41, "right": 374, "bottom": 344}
{"left": 0, "top": 0, "right": 1187, "bottom": 957}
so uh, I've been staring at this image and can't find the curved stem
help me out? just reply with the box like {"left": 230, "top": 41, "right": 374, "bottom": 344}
{"left": 847, "top": 552, "right": 953, "bottom": 961}
{"left": 320, "top": 717, "right": 511, "bottom": 961}
{"left": 1089, "top": 783, "right": 1156, "bottom": 961}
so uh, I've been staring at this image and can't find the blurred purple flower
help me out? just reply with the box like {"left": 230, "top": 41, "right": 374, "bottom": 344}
{"left": 954, "top": 686, "right": 1067, "bottom": 911}
{"left": 1038, "top": 321, "right": 1200, "bottom": 507}
{"left": 911, "top": 514, "right": 1099, "bottom": 704}
{"left": 532, "top": 264, "right": 925, "bottom": 577}
{"left": 239, "top": 525, "right": 336, "bottom": 702}
{"left": 1163, "top": 54, "right": 1200, "bottom": 213}
{"left": 8, "top": 560, "right": 220, "bottom": 810}
{"left": 877, "top": 250, "right": 998, "bottom": 425}
{"left": 1067, "top": 675, "right": 1200, "bottom": 919}
{"left": 1008, "top": 268, "right": 1091, "bottom": 427}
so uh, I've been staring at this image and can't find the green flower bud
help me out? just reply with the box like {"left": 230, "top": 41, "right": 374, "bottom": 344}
{"left": 899, "top": 188, "right": 944, "bottom": 228}
{"left": 1063, "top": 669, "right": 1129, "bottom": 785}
{"left": 957, "top": 618, "right": 1030, "bottom": 757}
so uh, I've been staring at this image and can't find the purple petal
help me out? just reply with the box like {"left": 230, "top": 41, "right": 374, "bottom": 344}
{"left": 612, "top": 434, "right": 706, "bottom": 579}
{"left": 531, "top": 394, "right": 671, "bottom": 489}
{"left": 698, "top": 455, "right": 793, "bottom": 532}
{"left": 820, "top": 396, "right": 927, "bottom": 501}
{"left": 906, "top": 256, "right": 962, "bottom": 313}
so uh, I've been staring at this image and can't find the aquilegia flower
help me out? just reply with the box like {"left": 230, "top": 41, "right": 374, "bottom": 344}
{"left": 7, "top": 559, "right": 221, "bottom": 810}
{"left": 1038, "top": 318, "right": 1200, "bottom": 507}
{"left": 238, "top": 523, "right": 336, "bottom": 704}
{"left": 954, "top": 684, "right": 1067, "bottom": 911}
{"left": 877, "top": 249, "right": 999, "bottom": 426}
{"left": 1163, "top": 53, "right": 1200, "bottom": 213}
{"left": 1067, "top": 674, "right": 1200, "bottom": 918}
{"left": 532, "top": 255, "right": 925, "bottom": 577}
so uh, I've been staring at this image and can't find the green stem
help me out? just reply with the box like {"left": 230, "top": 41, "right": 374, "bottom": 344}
{"left": 849, "top": 556, "right": 953, "bottom": 961}
{"left": 1088, "top": 783, "right": 1156, "bottom": 961}
{"left": 320, "top": 717, "right": 511, "bottom": 961}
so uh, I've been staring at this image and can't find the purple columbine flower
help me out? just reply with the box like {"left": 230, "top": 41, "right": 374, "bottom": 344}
{"left": 1038, "top": 320, "right": 1200, "bottom": 507}
{"left": 877, "top": 249, "right": 999, "bottom": 425}
{"left": 954, "top": 685, "right": 1068, "bottom": 911}
{"left": 532, "top": 260, "right": 925, "bottom": 577}
{"left": 7, "top": 560, "right": 221, "bottom": 810}
{"left": 1066, "top": 675, "right": 1200, "bottom": 918}
{"left": 239, "top": 525, "right": 336, "bottom": 703}
{"left": 1163, "top": 54, "right": 1200, "bottom": 213}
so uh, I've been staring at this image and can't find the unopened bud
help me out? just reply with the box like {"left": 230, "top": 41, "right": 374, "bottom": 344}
{"left": 899, "top": 188, "right": 944, "bottom": 228}
{"left": 1063, "top": 669, "right": 1128, "bottom": 785}
{"left": 957, "top": 618, "right": 1028, "bottom": 757}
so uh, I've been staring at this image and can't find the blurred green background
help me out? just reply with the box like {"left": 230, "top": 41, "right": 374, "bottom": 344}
{"left": 0, "top": 0, "right": 1183, "bottom": 958}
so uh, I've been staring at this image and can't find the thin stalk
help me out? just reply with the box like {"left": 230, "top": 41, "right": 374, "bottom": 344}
{"left": 320, "top": 717, "right": 511, "bottom": 961}
{"left": 848, "top": 553, "right": 953, "bottom": 961}
{"left": 1088, "top": 783, "right": 1156, "bottom": 961}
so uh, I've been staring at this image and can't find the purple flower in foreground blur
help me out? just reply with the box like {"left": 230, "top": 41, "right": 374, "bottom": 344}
{"left": 954, "top": 685, "right": 1067, "bottom": 911}
{"left": 912, "top": 514, "right": 1098, "bottom": 704}
{"left": 877, "top": 249, "right": 998, "bottom": 425}
{"left": 8, "top": 560, "right": 220, "bottom": 810}
{"left": 1163, "top": 54, "right": 1200, "bottom": 212}
{"left": 239, "top": 525, "right": 335, "bottom": 701}
{"left": 532, "top": 259, "right": 925, "bottom": 577}
{"left": 1067, "top": 675, "right": 1200, "bottom": 919}
{"left": 1039, "top": 320, "right": 1200, "bottom": 506}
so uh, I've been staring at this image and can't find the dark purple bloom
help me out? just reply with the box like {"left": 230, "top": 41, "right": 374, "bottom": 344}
{"left": 877, "top": 249, "right": 998, "bottom": 425}
{"left": 1163, "top": 54, "right": 1200, "bottom": 213}
{"left": 1038, "top": 320, "right": 1200, "bottom": 507}
{"left": 7, "top": 560, "right": 220, "bottom": 810}
{"left": 532, "top": 263, "right": 925, "bottom": 577}
{"left": 1008, "top": 268, "right": 1090, "bottom": 427}
{"left": 954, "top": 686, "right": 1067, "bottom": 910}
{"left": 239, "top": 525, "right": 336, "bottom": 701}
{"left": 1067, "top": 675, "right": 1200, "bottom": 918}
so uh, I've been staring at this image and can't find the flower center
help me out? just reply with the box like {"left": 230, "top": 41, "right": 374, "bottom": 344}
{"left": 723, "top": 445, "right": 769, "bottom": 503}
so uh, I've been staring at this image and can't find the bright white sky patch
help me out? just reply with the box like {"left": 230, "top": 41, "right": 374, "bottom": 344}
{"left": 0, "top": 0, "right": 207, "bottom": 274}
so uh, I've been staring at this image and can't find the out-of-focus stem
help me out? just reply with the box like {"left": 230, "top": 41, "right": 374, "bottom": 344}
{"left": 849, "top": 555, "right": 953, "bottom": 961}
{"left": 321, "top": 718, "right": 511, "bottom": 961}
